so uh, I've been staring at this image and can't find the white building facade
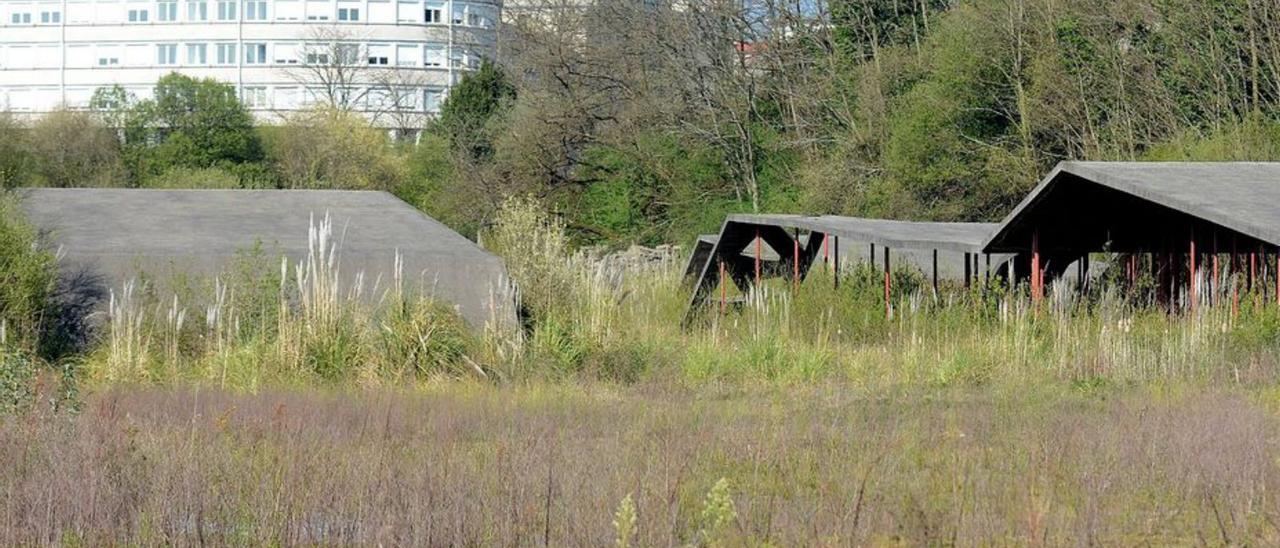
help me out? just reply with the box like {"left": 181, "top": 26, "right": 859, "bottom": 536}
{"left": 0, "top": 0, "right": 499, "bottom": 128}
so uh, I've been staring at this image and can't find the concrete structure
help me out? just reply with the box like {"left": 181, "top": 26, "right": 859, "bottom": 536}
{"left": 685, "top": 213, "right": 1008, "bottom": 319}
{"left": 0, "top": 0, "right": 499, "bottom": 129}
{"left": 985, "top": 161, "right": 1280, "bottom": 306}
{"left": 18, "top": 188, "right": 514, "bottom": 329}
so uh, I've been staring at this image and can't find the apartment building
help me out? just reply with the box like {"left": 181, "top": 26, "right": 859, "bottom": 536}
{"left": 0, "top": 0, "right": 500, "bottom": 128}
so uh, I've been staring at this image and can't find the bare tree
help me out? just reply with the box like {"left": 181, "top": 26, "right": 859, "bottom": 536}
{"left": 288, "top": 26, "right": 374, "bottom": 111}
{"left": 366, "top": 67, "right": 431, "bottom": 138}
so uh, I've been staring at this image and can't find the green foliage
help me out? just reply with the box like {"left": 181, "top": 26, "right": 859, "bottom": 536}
{"left": 141, "top": 166, "right": 242, "bottom": 189}
{"left": 573, "top": 133, "right": 735, "bottom": 245}
{"left": 0, "top": 349, "right": 37, "bottom": 415}
{"left": 27, "top": 108, "right": 126, "bottom": 187}
{"left": 396, "top": 132, "right": 466, "bottom": 230}
{"left": 146, "top": 73, "right": 264, "bottom": 167}
{"left": 435, "top": 59, "right": 516, "bottom": 160}
{"left": 90, "top": 74, "right": 263, "bottom": 182}
{"left": 613, "top": 493, "right": 638, "bottom": 548}
{"left": 261, "top": 107, "right": 405, "bottom": 190}
{"left": 376, "top": 297, "right": 474, "bottom": 379}
{"left": 0, "top": 194, "right": 57, "bottom": 353}
{"left": 484, "top": 196, "right": 577, "bottom": 319}
{"left": 0, "top": 113, "right": 33, "bottom": 189}
{"left": 693, "top": 478, "right": 737, "bottom": 546}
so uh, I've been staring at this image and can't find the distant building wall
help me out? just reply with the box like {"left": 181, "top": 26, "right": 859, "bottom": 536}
{"left": 0, "top": 0, "right": 500, "bottom": 129}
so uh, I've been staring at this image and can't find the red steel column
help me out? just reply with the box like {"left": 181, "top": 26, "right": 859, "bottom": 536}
{"left": 833, "top": 236, "right": 841, "bottom": 290}
{"left": 792, "top": 228, "right": 800, "bottom": 291}
{"left": 823, "top": 232, "right": 829, "bottom": 271}
{"left": 1212, "top": 233, "right": 1219, "bottom": 306}
{"left": 883, "top": 246, "right": 891, "bottom": 320}
{"left": 1250, "top": 249, "right": 1257, "bottom": 292}
{"left": 719, "top": 260, "right": 727, "bottom": 315}
{"left": 1190, "top": 230, "right": 1197, "bottom": 311}
{"left": 1031, "top": 230, "right": 1042, "bottom": 305}
{"left": 754, "top": 228, "right": 762, "bottom": 288}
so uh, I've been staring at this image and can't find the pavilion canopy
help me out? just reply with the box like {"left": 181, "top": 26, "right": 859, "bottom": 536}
{"left": 985, "top": 161, "right": 1280, "bottom": 255}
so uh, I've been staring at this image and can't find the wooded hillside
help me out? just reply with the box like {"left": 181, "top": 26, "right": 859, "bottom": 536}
{"left": 437, "top": 0, "right": 1280, "bottom": 245}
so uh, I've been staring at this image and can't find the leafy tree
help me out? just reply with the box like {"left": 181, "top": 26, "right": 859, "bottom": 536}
{"left": 262, "top": 107, "right": 405, "bottom": 190}
{"left": 146, "top": 72, "right": 264, "bottom": 169}
{"left": 28, "top": 108, "right": 125, "bottom": 187}
{"left": 90, "top": 74, "right": 263, "bottom": 183}
{"left": 434, "top": 59, "right": 516, "bottom": 160}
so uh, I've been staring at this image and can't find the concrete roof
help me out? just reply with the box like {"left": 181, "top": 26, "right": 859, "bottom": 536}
{"left": 18, "top": 188, "right": 514, "bottom": 329}
{"left": 987, "top": 161, "right": 1280, "bottom": 251}
{"left": 728, "top": 214, "right": 998, "bottom": 253}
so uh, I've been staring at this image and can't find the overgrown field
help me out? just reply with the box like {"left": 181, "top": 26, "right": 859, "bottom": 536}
{"left": 4, "top": 384, "right": 1280, "bottom": 545}
{"left": 6, "top": 198, "right": 1280, "bottom": 543}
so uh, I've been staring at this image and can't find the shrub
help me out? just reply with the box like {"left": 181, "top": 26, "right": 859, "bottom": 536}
{"left": 263, "top": 107, "right": 405, "bottom": 190}
{"left": 483, "top": 196, "right": 577, "bottom": 319}
{"left": 142, "top": 166, "right": 242, "bottom": 189}
{"left": 0, "top": 194, "right": 57, "bottom": 353}
{"left": 0, "top": 349, "right": 37, "bottom": 415}
{"left": 0, "top": 112, "right": 33, "bottom": 189}
{"left": 27, "top": 108, "right": 126, "bottom": 187}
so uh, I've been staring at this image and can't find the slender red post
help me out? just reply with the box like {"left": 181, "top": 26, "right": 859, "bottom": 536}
{"left": 1031, "top": 230, "right": 1042, "bottom": 305}
{"left": 1190, "top": 230, "right": 1197, "bottom": 311}
{"left": 754, "top": 228, "right": 761, "bottom": 288}
{"left": 719, "top": 260, "right": 726, "bottom": 315}
{"left": 883, "top": 247, "right": 891, "bottom": 320}
{"left": 1212, "top": 233, "right": 1219, "bottom": 306}
{"left": 1251, "top": 250, "right": 1257, "bottom": 291}
{"left": 792, "top": 229, "right": 800, "bottom": 291}
{"left": 833, "top": 236, "right": 841, "bottom": 290}
{"left": 823, "top": 232, "right": 829, "bottom": 271}
{"left": 1234, "top": 282, "right": 1240, "bottom": 318}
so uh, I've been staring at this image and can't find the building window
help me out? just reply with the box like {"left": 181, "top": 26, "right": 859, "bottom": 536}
{"left": 368, "top": 55, "right": 388, "bottom": 65}
{"left": 305, "top": 51, "right": 329, "bottom": 65}
{"left": 337, "top": 7, "right": 358, "bottom": 21}
{"left": 157, "top": 0, "right": 177, "bottom": 21}
{"left": 98, "top": 56, "right": 120, "bottom": 66}
{"left": 127, "top": 8, "right": 148, "bottom": 21}
{"left": 242, "top": 86, "right": 267, "bottom": 108}
{"left": 243, "top": 0, "right": 266, "bottom": 20}
{"left": 393, "top": 89, "right": 416, "bottom": 111}
{"left": 215, "top": 43, "right": 235, "bottom": 64}
{"left": 187, "top": 0, "right": 208, "bottom": 20}
{"left": 244, "top": 43, "right": 266, "bottom": 64}
{"left": 424, "top": 89, "right": 441, "bottom": 111}
{"left": 156, "top": 44, "right": 177, "bottom": 65}
{"left": 216, "top": 0, "right": 235, "bottom": 19}
{"left": 336, "top": 44, "right": 358, "bottom": 64}
{"left": 11, "top": 12, "right": 32, "bottom": 24}
{"left": 423, "top": 46, "right": 443, "bottom": 67}
{"left": 186, "top": 43, "right": 207, "bottom": 64}
{"left": 424, "top": 6, "right": 441, "bottom": 23}
{"left": 39, "top": 11, "right": 61, "bottom": 24}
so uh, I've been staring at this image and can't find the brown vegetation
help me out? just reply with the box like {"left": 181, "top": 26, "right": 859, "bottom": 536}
{"left": 3, "top": 384, "right": 1279, "bottom": 545}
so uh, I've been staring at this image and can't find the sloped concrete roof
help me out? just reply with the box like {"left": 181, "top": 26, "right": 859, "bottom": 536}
{"left": 729, "top": 214, "right": 999, "bottom": 253}
{"left": 986, "top": 161, "right": 1280, "bottom": 252}
{"left": 18, "top": 188, "right": 514, "bottom": 329}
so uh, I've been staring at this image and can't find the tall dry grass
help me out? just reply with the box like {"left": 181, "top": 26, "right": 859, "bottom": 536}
{"left": 2, "top": 384, "right": 1279, "bottom": 545}
{"left": 80, "top": 196, "right": 1280, "bottom": 389}
{"left": 89, "top": 211, "right": 507, "bottom": 388}
{"left": 482, "top": 197, "right": 1280, "bottom": 388}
